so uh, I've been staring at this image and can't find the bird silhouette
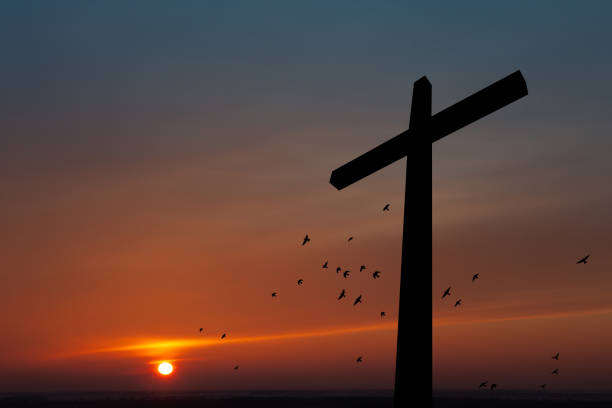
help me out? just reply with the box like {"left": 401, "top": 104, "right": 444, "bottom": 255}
{"left": 552, "top": 368, "right": 559, "bottom": 375}
{"left": 356, "top": 356, "right": 363, "bottom": 363}
{"left": 490, "top": 384, "right": 497, "bottom": 390}
{"left": 353, "top": 295, "right": 362, "bottom": 306}
{"left": 234, "top": 365, "right": 239, "bottom": 370}
{"left": 540, "top": 384, "right": 547, "bottom": 390}
{"left": 199, "top": 328, "right": 203, "bottom": 335}
{"left": 221, "top": 333, "right": 226, "bottom": 339}
{"left": 479, "top": 381, "right": 488, "bottom": 389}
{"left": 271, "top": 292, "right": 277, "bottom": 298}
{"left": 472, "top": 273, "right": 479, "bottom": 282}
{"left": 322, "top": 261, "right": 328, "bottom": 269}
{"left": 302, "top": 235, "right": 310, "bottom": 246}
{"left": 348, "top": 236, "right": 353, "bottom": 242}
{"left": 336, "top": 267, "right": 341, "bottom": 274}
{"left": 442, "top": 287, "right": 451, "bottom": 299}
{"left": 360, "top": 265, "right": 366, "bottom": 272}
{"left": 383, "top": 204, "right": 390, "bottom": 211}
{"left": 297, "top": 279, "right": 303, "bottom": 286}
{"left": 577, "top": 254, "right": 589, "bottom": 264}
{"left": 338, "top": 289, "right": 346, "bottom": 300}
{"left": 380, "top": 311, "right": 386, "bottom": 318}
{"left": 343, "top": 270, "right": 350, "bottom": 278}
{"left": 454, "top": 299, "right": 462, "bottom": 307}
{"left": 372, "top": 271, "right": 381, "bottom": 279}
{"left": 552, "top": 352, "right": 559, "bottom": 360}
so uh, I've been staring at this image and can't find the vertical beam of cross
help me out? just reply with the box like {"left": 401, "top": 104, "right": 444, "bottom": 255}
{"left": 329, "top": 71, "right": 527, "bottom": 407}
{"left": 394, "top": 77, "right": 432, "bottom": 407}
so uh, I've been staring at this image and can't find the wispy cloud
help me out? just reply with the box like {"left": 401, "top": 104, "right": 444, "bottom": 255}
{"left": 68, "top": 322, "right": 398, "bottom": 358}
{"left": 434, "top": 306, "right": 612, "bottom": 327}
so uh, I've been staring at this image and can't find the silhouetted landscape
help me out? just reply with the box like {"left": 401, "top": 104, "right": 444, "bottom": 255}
{"left": 433, "top": 391, "right": 612, "bottom": 407}
{"left": 0, "top": 391, "right": 392, "bottom": 408}
{"left": 7, "top": 390, "right": 612, "bottom": 407}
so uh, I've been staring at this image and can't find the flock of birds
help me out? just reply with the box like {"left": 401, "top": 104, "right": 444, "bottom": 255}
{"left": 194, "top": 203, "right": 590, "bottom": 385}
{"left": 468, "top": 254, "right": 589, "bottom": 391}
{"left": 477, "top": 352, "right": 562, "bottom": 392}
{"left": 197, "top": 203, "right": 393, "bottom": 370}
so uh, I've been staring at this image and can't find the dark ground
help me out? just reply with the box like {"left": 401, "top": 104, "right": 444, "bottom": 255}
{"left": 433, "top": 391, "right": 612, "bottom": 407}
{"left": 4, "top": 391, "right": 612, "bottom": 407}
{"left": 0, "top": 391, "right": 392, "bottom": 408}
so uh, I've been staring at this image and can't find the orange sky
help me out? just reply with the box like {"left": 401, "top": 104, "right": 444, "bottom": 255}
{"left": 4, "top": 1, "right": 612, "bottom": 393}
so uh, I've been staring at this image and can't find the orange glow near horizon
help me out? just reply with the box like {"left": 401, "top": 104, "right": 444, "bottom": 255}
{"left": 75, "top": 321, "right": 398, "bottom": 358}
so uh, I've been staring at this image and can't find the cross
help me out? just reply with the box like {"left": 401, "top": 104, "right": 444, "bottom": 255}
{"left": 329, "top": 71, "right": 528, "bottom": 407}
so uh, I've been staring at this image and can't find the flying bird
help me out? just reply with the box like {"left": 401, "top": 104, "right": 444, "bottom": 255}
{"left": 271, "top": 292, "right": 277, "bottom": 298}
{"left": 552, "top": 352, "right": 559, "bottom": 360}
{"left": 234, "top": 365, "right": 239, "bottom": 370}
{"left": 343, "top": 270, "right": 350, "bottom": 278}
{"left": 302, "top": 235, "right": 310, "bottom": 246}
{"left": 472, "top": 273, "right": 479, "bottom": 282}
{"left": 221, "top": 333, "right": 226, "bottom": 339}
{"left": 356, "top": 356, "right": 363, "bottom": 363}
{"left": 322, "top": 261, "right": 328, "bottom": 269}
{"left": 540, "top": 384, "right": 547, "bottom": 390}
{"left": 338, "top": 289, "right": 346, "bottom": 300}
{"left": 383, "top": 204, "right": 390, "bottom": 211}
{"left": 454, "top": 299, "right": 462, "bottom": 307}
{"left": 577, "top": 254, "right": 589, "bottom": 264}
{"left": 490, "top": 384, "right": 497, "bottom": 391}
{"left": 348, "top": 236, "right": 353, "bottom": 242}
{"left": 372, "top": 271, "right": 381, "bottom": 279}
{"left": 552, "top": 368, "right": 559, "bottom": 375}
{"left": 360, "top": 265, "right": 366, "bottom": 272}
{"left": 442, "top": 287, "right": 451, "bottom": 299}
{"left": 336, "top": 267, "right": 341, "bottom": 274}
{"left": 353, "top": 295, "right": 362, "bottom": 306}
{"left": 297, "top": 279, "right": 303, "bottom": 286}
{"left": 479, "top": 381, "right": 488, "bottom": 389}
{"left": 380, "top": 311, "right": 386, "bottom": 318}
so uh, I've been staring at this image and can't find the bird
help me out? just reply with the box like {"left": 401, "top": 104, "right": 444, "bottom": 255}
{"left": 297, "top": 279, "right": 303, "bottom": 286}
{"left": 322, "top": 261, "right": 328, "bottom": 269}
{"left": 454, "top": 299, "right": 462, "bottom": 307}
{"left": 353, "top": 295, "right": 362, "bottom": 306}
{"left": 336, "top": 267, "right": 341, "bottom": 274}
{"left": 479, "top": 381, "right": 488, "bottom": 389}
{"left": 552, "top": 352, "right": 559, "bottom": 360}
{"left": 338, "top": 289, "right": 346, "bottom": 300}
{"left": 343, "top": 270, "right": 350, "bottom": 278}
{"left": 199, "top": 328, "right": 203, "bottom": 335}
{"left": 577, "top": 254, "right": 589, "bottom": 264}
{"left": 472, "top": 273, "right": 479, "bottom": 282}
{"left": 348, "top": 236, "right": 353, "bottom": 242}
{"left": 302, "top": 235, "right": 310, "bottom": 246}
{"left": 490, "top": 384, "right": 497, "bottom": 391}
{"left": 442, "top": 287, "right": 451, "bottom": 299}
{"left": 271, "top": 292, "right": 277, "bottom": 298}
{"left": 540, "top": 384, "right": 547, "bottom": 390}
{"left": 383, "top": 204, "right": 390, "bottom": 211}
{"left": 380, "top": 311, "right": 386, "bottom": 318}
{"left": 234, "top": 365, "right": 239, "bottom": 370}
{"left": 356, "top": 356, "right": 363, "bottom": 363}
{"left": 360, "top": 265, "right": 366, "bottom": 272}
{"left": 372, "top": 271, "right": 381, "bottom": 279}
{"left": 221, "top": 333, "right": 226, "bottom": 339}
{"left": 552, "top": 368, "right": 559, "bottom": 375}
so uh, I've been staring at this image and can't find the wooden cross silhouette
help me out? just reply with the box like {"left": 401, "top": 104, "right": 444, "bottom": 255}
{"left": 329, "top": 71, "right": 528, "bottom": 407}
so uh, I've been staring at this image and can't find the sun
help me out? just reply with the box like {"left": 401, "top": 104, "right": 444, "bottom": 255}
{"left": 157, "top": 362, "right": 173, "bottom": 376}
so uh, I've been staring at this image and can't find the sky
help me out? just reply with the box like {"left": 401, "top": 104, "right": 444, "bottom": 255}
{"left": 2, "top": 0, "right": 612, "bottom": 392}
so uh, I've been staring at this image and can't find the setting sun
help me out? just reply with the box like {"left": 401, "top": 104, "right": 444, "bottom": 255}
{"left": 157, "top": 362, "right": 173, "bottom": 376}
